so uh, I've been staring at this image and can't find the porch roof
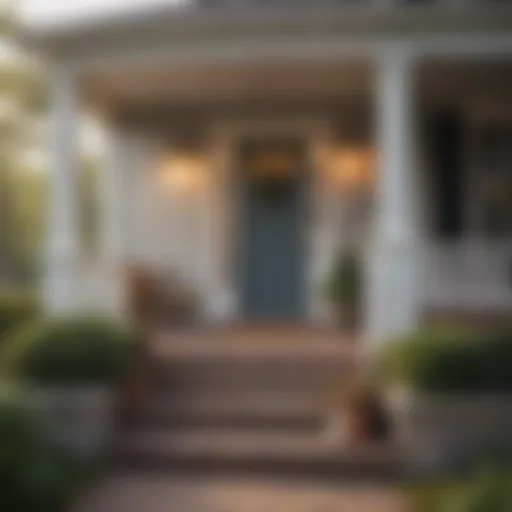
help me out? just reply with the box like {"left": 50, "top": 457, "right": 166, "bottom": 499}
{"left": 18, "top": 0, "right": 512, "bottom": 55}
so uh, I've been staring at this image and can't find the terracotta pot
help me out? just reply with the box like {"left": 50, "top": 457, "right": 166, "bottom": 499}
{"left": 345, "top": 409, "right": 372, "bottom": 443}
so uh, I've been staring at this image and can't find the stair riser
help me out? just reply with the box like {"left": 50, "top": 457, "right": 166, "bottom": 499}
{"left": 111, "top": 452, "right": 402, "bottom": 481}
{"left": 140, "top": 361, "right": 345, "bottom": 432}
{"left": 115, "top": 353, "right": 399, "bottom": 481}
{"left": 129, "top": 414, "right": 322, "bottom": 431}
{"left": 129, "top": 389, "right": 328, "bottom": 431}
{"left": 153, "top": 360, "right": 350, "bottom": 375}
{"left": 152, "top": 362, "right": 349, "bottom": 393}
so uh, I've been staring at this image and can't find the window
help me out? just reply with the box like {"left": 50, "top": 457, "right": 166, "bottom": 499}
{"left": 429, "top": 109, "right": 465, "bottom": 239}
{"left": 476, "top": 123, "right": 512, "bottom": 237}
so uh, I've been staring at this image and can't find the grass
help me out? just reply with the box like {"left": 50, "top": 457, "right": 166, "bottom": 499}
{"left": 408, "top": 468, "right": 512, "bottom": 512}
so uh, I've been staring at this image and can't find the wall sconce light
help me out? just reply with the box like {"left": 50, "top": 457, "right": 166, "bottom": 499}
{"left": 324, "top": 146, "right": 374, "bottom": 192}
{"left": 159, "top": 151, "right": 206, "bottom": 193}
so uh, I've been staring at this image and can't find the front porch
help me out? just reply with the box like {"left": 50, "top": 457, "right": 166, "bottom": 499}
{"left": 45, "top": 47, "right": 512, "bottom": 344}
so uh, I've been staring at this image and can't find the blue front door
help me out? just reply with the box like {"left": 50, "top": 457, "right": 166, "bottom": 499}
{"left": 239, "top": 139, "right": 307, "bottom": 321}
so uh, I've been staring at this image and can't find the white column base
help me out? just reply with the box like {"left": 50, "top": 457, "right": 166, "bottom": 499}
{"left": 44, "top": 259, "right": 82, "bottom": 315}
{"left": 366, "top": 234, "right": 421, "bottom": 348}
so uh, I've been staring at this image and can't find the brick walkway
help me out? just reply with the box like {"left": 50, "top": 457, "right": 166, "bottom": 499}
{"left": 73, "top": 473, "right": 407, "bottom": 512}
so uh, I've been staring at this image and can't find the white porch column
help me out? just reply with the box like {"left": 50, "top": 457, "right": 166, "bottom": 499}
{"left": 44, "top": 64, "right": 81, "bottom": 314}
{"left": 367, "top": 48, "right": 421, "bottom": 345}
{"left": 99, "top": 127, "right": 127, "bottom": 316}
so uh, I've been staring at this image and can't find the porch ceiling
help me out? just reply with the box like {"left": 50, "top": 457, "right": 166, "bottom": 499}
{"left": 420, "top": 59, "right": 512, "bottom": 94}
{"left": 85, "top": 58, "right": 512, "bottom": 114}
{"left": 84, "top": 58, "right": 372, "bottom": 110}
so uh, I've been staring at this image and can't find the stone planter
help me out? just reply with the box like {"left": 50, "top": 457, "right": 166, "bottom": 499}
{"left": 29, "top": 386, "right": 115, "bottom": 458}
{"left": 386, "top": 388, "right": 512, "bottom": 472}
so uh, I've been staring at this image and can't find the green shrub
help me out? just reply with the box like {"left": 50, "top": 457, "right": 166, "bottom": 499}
{"left": 0, "top": 316, "right": 144, "bottom": 386}
{"left": 325, "top": 247, "right": 362, "bottom": 307}
{"left": 324, "top": 247, "right": 362, "bottom": 331}
{"left": 380, "top": 325, "right": 512, "bottom": 393}
{"left": 0, "top": 289, "right": 38, "bottom": 342}
{"left": 411, "top": 468, "right": 512, "bottom": 512}
{"left": 0, "top": 395, "right": 75, "bottom": 512}
{"left": 475, "top": 329, "right": 512, "bottom": 393}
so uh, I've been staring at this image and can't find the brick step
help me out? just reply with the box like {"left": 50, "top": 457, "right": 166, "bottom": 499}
{"left": 151, "top": 358, "right": 352, "bottom": 393}
{"left": 129, "top": 392, "right": 328, "bottom": 431}
{"left": 112, "top": 427, "right": 402, "bottom": 480}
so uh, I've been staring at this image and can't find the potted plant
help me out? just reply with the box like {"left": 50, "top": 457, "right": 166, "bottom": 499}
{"left": 0, "top": 316, "right": 143, "bottom": 458}
{"left": 161, "top": 282, "right": 199, "bottom": 326}
{"left": 380, "top": 325, "right": 512, "bottom": 472}
{"left": 324, "top": 247, "right": 362, "bottom": 332}
{"left": 325, "top": 375, "right": 389, "bottom": 446}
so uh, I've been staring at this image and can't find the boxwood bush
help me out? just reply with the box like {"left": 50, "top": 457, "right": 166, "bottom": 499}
{"left": 0, "top": 395, "right": 77, "bottom": 512}
{"left": 0, "top": 316, "right": 143, "bottom": 386}
{"left": 0, "top": 289, "right": 38, "bottom": 342}
{"left": 380, "top": 325, "right": 512, "bottom": 393}
{"left": 324, "top": 248, "right": 362, "bottom": 307}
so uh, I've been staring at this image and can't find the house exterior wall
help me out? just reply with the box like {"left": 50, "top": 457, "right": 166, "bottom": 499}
{"left": 116, "top": 130, "right": 214, "bottom": 314}
{"left": 115, "top": 111, "right": 375, "bottom": 324}
{"left": 38, "top": 3, "right": 512, "bottom": 337}
{"left": 421, "top": 98, "right": 512, "bottom": 314}
{"left": 113, "top": 92, "right": 512, "bottom": 323}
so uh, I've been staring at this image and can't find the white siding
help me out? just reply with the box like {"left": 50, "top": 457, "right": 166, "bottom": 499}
{"left": 120, "top": 131, "right": 212, "bottom": 304}
{"left": 115, "top": 114, "right": 369, "bottom": 323}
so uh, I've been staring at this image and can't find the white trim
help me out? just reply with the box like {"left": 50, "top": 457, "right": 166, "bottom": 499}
{"left": 61, "top": 34, "right": 512, "bottom": 75}
{"left": 22, "top": 2, "right": 512, "bottom": 41}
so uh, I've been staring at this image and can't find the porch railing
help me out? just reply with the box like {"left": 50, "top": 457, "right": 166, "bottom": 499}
{"left": 423, "top": 239, "right": 512, "bottom": 313}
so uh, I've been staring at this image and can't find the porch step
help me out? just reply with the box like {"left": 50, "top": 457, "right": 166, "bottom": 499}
{"left": 112, "top": 427, "right": 402, "bottom": 480}
{"left": 130, "top": 392, "right": 325, "bottom": 431}
{"left": 113, "top": 333, "right": 391, "bottom": 480}
{"left": 151, "top": 357, "right": 353, "bottom": 394}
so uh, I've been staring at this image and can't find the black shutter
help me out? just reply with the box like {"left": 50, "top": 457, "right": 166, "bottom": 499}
{"left": 429, "top": 109, "right": 465, "bottom": 239}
